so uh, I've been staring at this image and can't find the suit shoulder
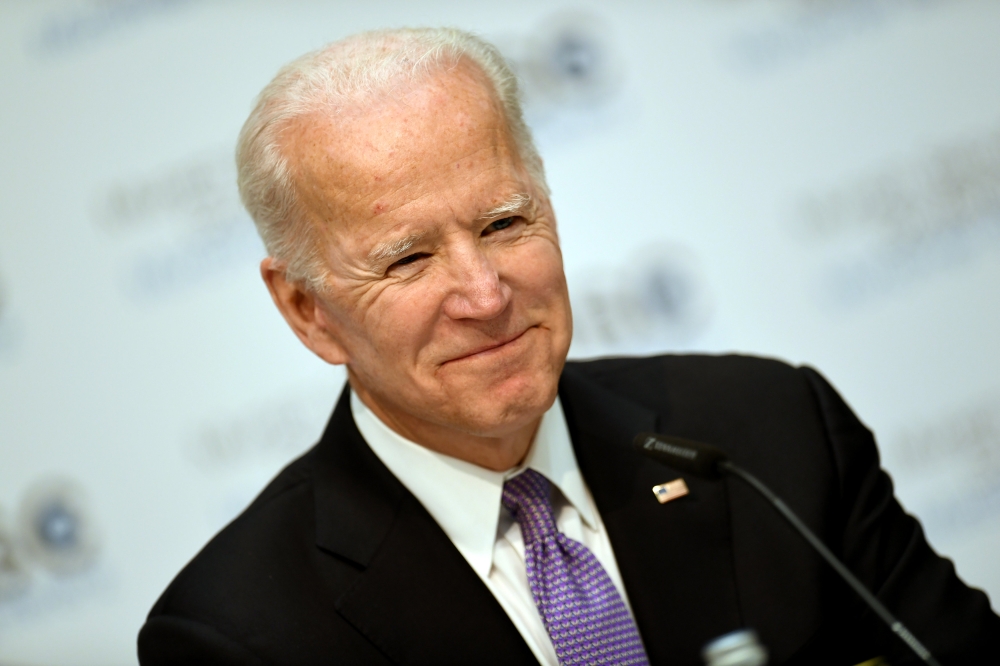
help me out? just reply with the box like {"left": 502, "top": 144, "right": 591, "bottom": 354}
{"left": 147, "top": 449, "right": 321, "bottom": 620}
{"left": 565, "top": 352, "right": 804, "bottom": 398}
{"left": 142, "top": 440, "right": 375, "bottom": 659}
{"left": 563, "top": 353, "right": 830, "bottom": 470}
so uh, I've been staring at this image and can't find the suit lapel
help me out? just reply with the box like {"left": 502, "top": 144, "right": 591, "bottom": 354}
{"left": 559, "top": 364, "right": 745, "bottom": 665}
{"left": 310, "top": 386, "right": 536, "bottom": 665}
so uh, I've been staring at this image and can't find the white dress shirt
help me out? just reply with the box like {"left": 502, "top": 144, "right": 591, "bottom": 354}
{"left": 351, "top": 391, "right": 637, "bottom": 666}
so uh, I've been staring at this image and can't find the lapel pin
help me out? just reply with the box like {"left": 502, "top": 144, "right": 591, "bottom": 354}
{"left": 652, "top": 478, "right": 689, "bottom": 504}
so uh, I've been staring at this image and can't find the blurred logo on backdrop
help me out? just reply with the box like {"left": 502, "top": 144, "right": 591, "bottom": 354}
{"left": 568, "top": 244, "right": 713, "bottom": 358}
{"left": 28, "top": 0, "right": 195, "bottom": 57}
{"left": 188, "top": 386, "right": 339, "bottom": 472}
{"left": 497, "top": 11, "right": 627, "bottom": 145}
{"left": 0, "top": 270, "right": 18, "bottom": 357}
{"left": 793, "top": 125, "right": 1000, "bottom": 304}
{"left": 510, "top": 11, "right": 624, "bottom": 113}
{"left": 0, "top": 511, "right": 29, "bottom": 601}
{"left": 92, "top": 149, "right": 262, "bottom": 300}
{"left": 727, "top": 0, "right": 944, "bottom": 72}
{"left": 185, "top": 377, "right": 346, "bottom": 528}
{"left": 0, "top": 477, "right": 101, "bottom": 607}
{"left": 885, "top": 393, "right": 1000, "bottom": 536}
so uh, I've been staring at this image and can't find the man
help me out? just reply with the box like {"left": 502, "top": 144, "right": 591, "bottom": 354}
{"left": 138, "top": 28, "right": 998, "bottom": 665}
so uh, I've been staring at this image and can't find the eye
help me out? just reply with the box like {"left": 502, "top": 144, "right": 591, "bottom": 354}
{"left": 390, "top": 252, "right": 430, "bottom": 269}
{"left": 483, "top": 217, "right": 516, "bottom": 235}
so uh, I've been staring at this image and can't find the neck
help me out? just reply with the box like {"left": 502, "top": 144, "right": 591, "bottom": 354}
{"left": 350, "top": 380, "right": 541, "bottom": 472}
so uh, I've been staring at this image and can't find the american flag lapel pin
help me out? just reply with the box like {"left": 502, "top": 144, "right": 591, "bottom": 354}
{"left": 652, "top": 478, "right": 689, "bottom": 504}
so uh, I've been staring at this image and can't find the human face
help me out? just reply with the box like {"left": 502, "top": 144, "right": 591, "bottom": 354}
{"left": 284, "top": 65, "right": 572, "bottom": 451}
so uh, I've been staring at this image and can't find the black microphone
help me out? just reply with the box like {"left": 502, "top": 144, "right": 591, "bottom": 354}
{"left": 634, "top": 433, "right": 727, "bottom": 479}
{"left": 633, "top": 432, "right": 942, "bottom": 666}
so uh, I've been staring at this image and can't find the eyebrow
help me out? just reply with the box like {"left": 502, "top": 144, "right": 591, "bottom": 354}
{"left": 476, "top": 193, "right": 532, "bottom": 222}
{"left": 367, "top": 233, "right": 426, "bottom": 267}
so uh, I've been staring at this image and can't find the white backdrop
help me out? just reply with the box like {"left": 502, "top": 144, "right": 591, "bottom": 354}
{"left": 1, "top": 1, "right": 999, "bottom": 664}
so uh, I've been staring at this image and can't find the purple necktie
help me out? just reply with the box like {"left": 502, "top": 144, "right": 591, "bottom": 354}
{"left": 502, "top": 469, "right": 650, "bottom": 666}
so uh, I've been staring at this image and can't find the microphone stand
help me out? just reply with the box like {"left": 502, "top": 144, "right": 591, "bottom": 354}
{"left": 719, "top": 460, "right": 942, "bottom": 666}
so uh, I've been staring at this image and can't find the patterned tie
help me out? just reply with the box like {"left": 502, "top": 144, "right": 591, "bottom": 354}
{"left": 502, "top": 469, "right": 650, "bottom": 666}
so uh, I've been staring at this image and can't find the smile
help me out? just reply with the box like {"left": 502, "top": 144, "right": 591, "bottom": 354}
{"left": 443, "top": 327, "right": 534, "bottom": 365}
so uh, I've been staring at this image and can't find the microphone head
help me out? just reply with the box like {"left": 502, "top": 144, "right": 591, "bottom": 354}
{"left": 633, "top": 433, "right": 728, "bottom": 479}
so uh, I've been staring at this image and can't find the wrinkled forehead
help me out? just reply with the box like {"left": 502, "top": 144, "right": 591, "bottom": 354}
{"left": 282, "top": 63, "right": 525, "bottom": 228}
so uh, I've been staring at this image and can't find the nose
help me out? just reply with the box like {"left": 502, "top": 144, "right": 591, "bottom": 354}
{"left": 441, "top": 244, "right": 511, "bottom": 321}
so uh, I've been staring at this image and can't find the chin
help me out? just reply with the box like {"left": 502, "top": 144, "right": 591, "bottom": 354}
{"left": 452, "top": 369, "right": 560, "bottom": 437}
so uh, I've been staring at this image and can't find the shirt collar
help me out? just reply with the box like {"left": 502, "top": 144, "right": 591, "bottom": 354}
{"left": 350, "top": 391, "right": 595, "bottom": 578}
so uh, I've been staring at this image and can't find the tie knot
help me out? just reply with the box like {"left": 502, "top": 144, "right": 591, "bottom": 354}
{"left": 501, "top": 469, "right": 557, "bottom": 543}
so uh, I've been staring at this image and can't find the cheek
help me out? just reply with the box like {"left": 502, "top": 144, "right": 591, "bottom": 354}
{"left": 507, "top": 242, "right": 568, "bottom": 302}
{"left": 361, "top": 283, "right": 444, "bottom": 354}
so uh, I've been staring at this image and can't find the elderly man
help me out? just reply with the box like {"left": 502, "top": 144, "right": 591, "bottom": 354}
{"left": 138, "top": 28, "right": 998, "bottom": 665}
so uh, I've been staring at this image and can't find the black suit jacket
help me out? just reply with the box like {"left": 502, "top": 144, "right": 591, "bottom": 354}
{"left": 139, "top": 355, "right": 999, "bottom": 665}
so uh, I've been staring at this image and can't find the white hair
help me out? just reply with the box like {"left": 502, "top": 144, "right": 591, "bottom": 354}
{"left": 235, "top": 27, "right": 548, "bottom": 292}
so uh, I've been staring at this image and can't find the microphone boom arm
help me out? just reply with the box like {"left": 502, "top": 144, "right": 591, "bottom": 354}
{"left": 718, "top": 460, "right": 941, "bottom": 666}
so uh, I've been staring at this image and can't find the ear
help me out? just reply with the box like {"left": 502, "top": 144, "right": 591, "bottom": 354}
{"left": 260, "top": 257, "right": 350, "bottom": 365}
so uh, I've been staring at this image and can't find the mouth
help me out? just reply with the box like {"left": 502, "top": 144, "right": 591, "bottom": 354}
{"left": 442, "top": 327, "right": 535, "bottom": 365}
